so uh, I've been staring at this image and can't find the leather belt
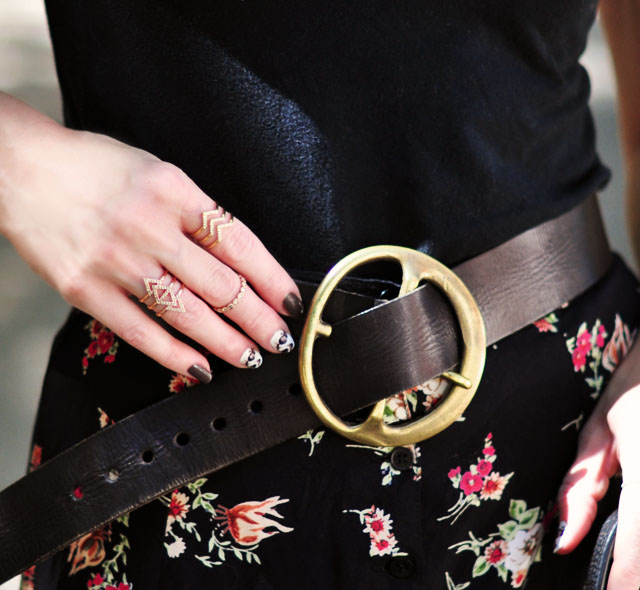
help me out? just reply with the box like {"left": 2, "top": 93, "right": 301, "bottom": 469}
{"left": 0, "top": 195, "right": 611, "bottom": 583}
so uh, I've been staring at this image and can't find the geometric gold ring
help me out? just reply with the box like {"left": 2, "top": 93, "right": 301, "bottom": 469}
{"left": 138, "top": 271, "right": 186, "bottom": 315}
{"left": 192, "top": 205, "right": 234, "bottom": 250}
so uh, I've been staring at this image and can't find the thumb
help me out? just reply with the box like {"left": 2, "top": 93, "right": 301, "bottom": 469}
{"left": 554, "top": 416, "right": 619, "bottom": 554}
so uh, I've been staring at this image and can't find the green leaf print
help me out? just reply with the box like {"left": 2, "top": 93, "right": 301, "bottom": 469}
{"left": 509, "top": 499, "right": 527, "bottom": 519}
{"left": 497, "top": 519, "right": 518, "bottom": 540}
{"left": 472, "top": 556, "right": 490, "bottom": 577}
{"left": 518, "top": 507, "right": 541, "bottom": 528}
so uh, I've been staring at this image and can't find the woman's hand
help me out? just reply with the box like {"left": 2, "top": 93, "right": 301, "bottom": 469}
{"left": 555, "top": 338, "right": 640, "bottom": 588}
{"left": 0, "top": 93, "right": 303, "bottom": 382}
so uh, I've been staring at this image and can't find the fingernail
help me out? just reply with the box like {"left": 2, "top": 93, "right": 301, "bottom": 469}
{"left": 283, "top": 293, "right": 304, "bottom": 318}
{"left": 271, "top": 329, "right": 295, "bottom": 353}
{"left": 188, "top": 364, "right": 212, "bottom": 384}
{"left": 553, "top": 521, "right": 567, "bottom": 553}
{"left": 240, "top": 347, "right": 263, "bottom": 369}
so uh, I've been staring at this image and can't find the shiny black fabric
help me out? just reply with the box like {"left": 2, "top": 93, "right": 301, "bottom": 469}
{"left": 44, "top": 0, "right": 609, "bottom": 272}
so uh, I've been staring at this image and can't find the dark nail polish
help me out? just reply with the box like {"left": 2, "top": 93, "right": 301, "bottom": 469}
{"left": 283, "top": 293, "right": 304, "bottom": 318}
{"left": 188, "top": 364, "right": 212, "bottom": 384}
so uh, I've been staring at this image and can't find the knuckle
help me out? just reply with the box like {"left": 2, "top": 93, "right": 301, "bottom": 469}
{"left": 242, "top": 303, "right": 272, "bottom": 335}
{"left": 221, "top": 225, "right": 258, "bottom": 265}
{"left": 171, "top": 297, "right": 205, "bottom": 329}
{"left": 138, "top": 161, "right": 184, "bottom": 192}
{"left": 201, "top": 266, "right": 240, "bottom": 304}
{"left": 58, "top": 275, "right": 89, "bottom": 306}
{"left": 157, "top": 337, "right": 184, "bottom": 369}
{"left": 120, "top": 322, "right": 151, "bottom": 351}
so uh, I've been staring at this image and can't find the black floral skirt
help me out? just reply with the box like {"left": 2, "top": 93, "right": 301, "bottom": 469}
{"left": 24, "top": 255, "right": 640, "bottom": 590}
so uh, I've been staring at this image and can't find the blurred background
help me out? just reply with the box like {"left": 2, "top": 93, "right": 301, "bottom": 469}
{"left": 0, "top": 1, "right": 634, "bottom": 588}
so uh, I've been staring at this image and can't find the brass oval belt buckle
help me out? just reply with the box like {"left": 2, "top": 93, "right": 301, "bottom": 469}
{"left": 299, "top": 245, "right": 487, "bottom": 447}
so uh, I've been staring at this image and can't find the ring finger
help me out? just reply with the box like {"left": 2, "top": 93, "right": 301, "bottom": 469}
{"left": 134, "top": 267, "right": 265, "bottom": 369}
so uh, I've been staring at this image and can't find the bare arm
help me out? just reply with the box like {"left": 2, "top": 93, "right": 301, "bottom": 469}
{"left": 599, "top": 0, "right": 640, "bottom": 266}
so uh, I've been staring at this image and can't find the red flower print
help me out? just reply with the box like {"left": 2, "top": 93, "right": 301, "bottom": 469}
{"left": 533, "top": 319, "right": 552, "bottom": 332}
{"left": 215, "top": 496, "right": 293, "bottom": 546}
{"left": 169, "top": 373, "right": 200, "bottom": 394}
{"left": 577, "top": 329, "right": 592, "bottom": 352}
{"left": 483, "top": 445, "right": 495, "bottom": 456}
{"left": 460, "top": 471, "right": 483, "bottom": 495}
{"left": 83, "top": 319, "right": 119, "bottom": 374}
{"left": 105, "top": 584, "right": 130, "bottom": 590}
{"left": 29, "top": 444, "right": 42, "bottom": 472}
{"left": 572, "top": 347, "right": 588, "bottom": 371}
{"left": 89, "top": 320, "right": 103, "bottom": 338}
{"left": 511, "top": 569, "right": 527, "bottom": 588}
{"left": 448, "top": 466, "right": 461, "bottom": 479}
{"left": 603, "top": 315, "right": 635, "bottom": 373}
{"left": 87, "top": 574, "right": 104, "bottom": 587}
{"left": 167, "top": 490, "right": 190, "bottom": 522}
{"left": 476, "top": 459, "right": 492, "bottom": 476}
{"left": 484, "top": 539, "right": 507, "bottom": 564}
{"left": 67, "top": 526, "right": 111, "bottom": 575}
{"left": 98, "top": 330, "right": 115, "bottom": 354}
{"left": 596, "top": 324, "right": 606, "bottom": 348}
{"left": 87, "top": 340, "right": 99, "bottom": 358}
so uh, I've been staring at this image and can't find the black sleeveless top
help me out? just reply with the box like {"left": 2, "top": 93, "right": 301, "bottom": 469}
{"left": 44, "top": 0, "right": 608, "bottom": 272}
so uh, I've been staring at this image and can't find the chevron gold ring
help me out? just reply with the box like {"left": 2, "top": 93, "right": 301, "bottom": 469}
{"left": 192, "top": 205, "right": 234, "bottom": 249}
{"left": 213, "top": 275, "right": 247, "bottom": 314}
{"left": 138, "top": 271, "right": 186, "bottom": 316}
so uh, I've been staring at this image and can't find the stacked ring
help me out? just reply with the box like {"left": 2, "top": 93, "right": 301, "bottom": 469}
{"left": 192, "top": 205, "right": 234, "bottom": 249}
{"left": 213, "top": 275, "right": 247, "bottom": 313}
{"left": 139, "top": 271, "right": 186, "bottom": 316}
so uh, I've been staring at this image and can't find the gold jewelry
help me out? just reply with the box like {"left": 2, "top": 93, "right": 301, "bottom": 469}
{"left": 192, "top": 206, "right": 234, "bottom": 249}
{"left": 157, "top": 281, "right": 185, "bottom": 317}
{"left": 213, "top": 275, "right": 247, "bottom": 313}
{"left": 139, "top": 272, "right": 186, "bottom": 314}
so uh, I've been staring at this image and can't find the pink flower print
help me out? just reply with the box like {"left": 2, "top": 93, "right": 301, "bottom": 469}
{"left": 483, "top": 445, "right": 495, "bottom": 456}
{"left": 603, "top": 314, "right": 635, "bottom": 373}
{"left": 215, "top": 496, "right": 293, "bottom": 546}
{"left": 476, "top": 459, "right": 492, "bottom": 477}
{"left": 595, "top": 324, "right": 607, "bottom": 348}
{"left": 572, "top": 346, "right": 588, "bottom": 372}
{"left": 344, "top": 505, "right": 406, "bottom": 559}
{"left": 460, "top": 471, "right": 483, "bottom": 495}
{"left": 484, "top": 539, "right": 508, "bottom": 565}
{"left": 479, "top": 471, "right": 510, "bottom": 501}
{"left": 448, "top": 466, "right": 461, "bottom": 480}
{"left": 105, "top": 584, "right": 130, "bottom": 590}
{"left": 363, "top": 506, "right": 392, "bottom": 538}
{"left": 371, "top": 534, "right": 398, "bottom": 557}
{"left": 576, "top": 329, "right": 592, "bottom": 352}
{"left": 88, "top": 574, "right": 104, "bottom": 587}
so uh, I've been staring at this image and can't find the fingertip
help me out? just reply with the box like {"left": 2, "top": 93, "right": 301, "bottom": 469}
{"left": 282, "top": 292, "right": 304, "bottom": 319}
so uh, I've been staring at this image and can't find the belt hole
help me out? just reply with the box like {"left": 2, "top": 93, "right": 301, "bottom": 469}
{"left": 72, "top": 486, "right": 84, "bottom": 501}
{"left": 106, "top": 469, "right": 119, "bottom": 483}
{"left": 141, "top": 449, "right": 154, "bottom": 463}
{"left": 174, "top": 432, "right": 190, "bottom": 446}
{"left": 212, "top": 417, "right": 226, "bottom": 431}
{"left": 249, "top": 400, "right": 263, "bottom": 414}
{"left": 288, "top": 383, "right": 302, "bottom": 396}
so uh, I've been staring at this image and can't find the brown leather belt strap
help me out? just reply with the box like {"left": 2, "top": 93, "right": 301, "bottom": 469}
{"left": 0, "top": 195, "right": 611, "bottom": 583}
